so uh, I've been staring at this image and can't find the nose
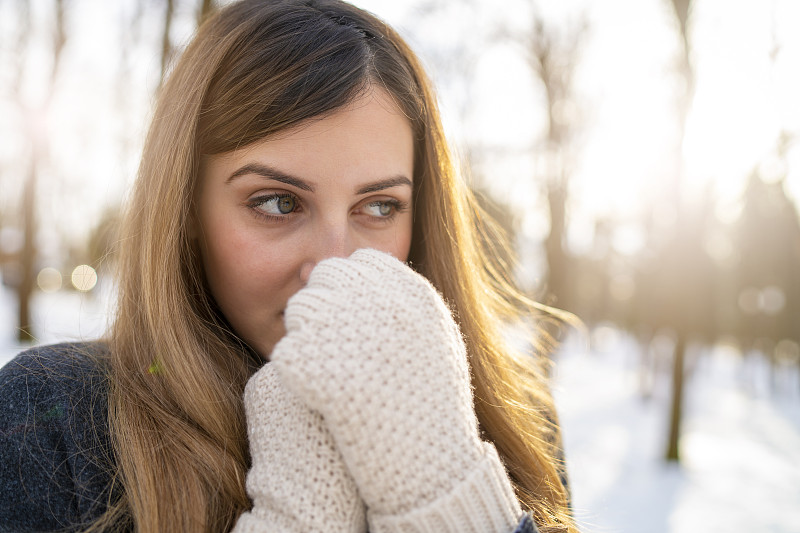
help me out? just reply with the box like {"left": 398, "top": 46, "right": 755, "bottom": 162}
{"left": 299, "top": 222, "right": 358, "bottom": 284}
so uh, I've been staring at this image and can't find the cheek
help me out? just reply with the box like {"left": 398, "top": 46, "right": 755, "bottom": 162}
{"left": 393, "top": 220, "right": 413, "bottom": 262}
{"left": 389, "top": 214, "right": 414, "bottom": 262}
{"left": 359, "top": 219, "right": 412, "bottom": 262}
{"left": 203, "top": 230, "right": 291, "bottom": 302}
{"left": 204, "top": 233, "right": 266, "bottom": 295}
{"left": 199, "top": 220, "right": 299, "bottom": 346}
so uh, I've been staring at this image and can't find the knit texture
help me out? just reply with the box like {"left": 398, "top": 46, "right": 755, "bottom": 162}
{"left": 368, "top": 444, "right": 524, "bottom": 533}
{"left": 234, "top": 364, "right": 366, "bottom": 533}
{"left": 0, "top": 342, "right": 122, "bottom": 532}
{"left": 0, "top": 347, "right": 549, "bottom": 532}
{"left": 272, "top": 249, "right": 523, "bottom": 532}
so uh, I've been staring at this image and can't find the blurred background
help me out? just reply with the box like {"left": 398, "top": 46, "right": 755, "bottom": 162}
{"left": 1, "top": 0, "right": 799, "bottom": 531}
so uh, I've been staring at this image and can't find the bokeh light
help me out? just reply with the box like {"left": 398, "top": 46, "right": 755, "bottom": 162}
{"left": 70, "top": 264, "right": 97, "bottom": 292}
{"left": 36, "top": 267, "right": 62, "bottom": 292}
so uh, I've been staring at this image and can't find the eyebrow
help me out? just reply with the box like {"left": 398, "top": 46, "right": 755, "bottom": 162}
{"left": 226, "top": 163, "right": 315, "bottom": 192}
{"left": 226, "top": 162, "right": 412, "bottom": 194}
{"left": 356, "top": 176, "right": 413, "bottom": 194}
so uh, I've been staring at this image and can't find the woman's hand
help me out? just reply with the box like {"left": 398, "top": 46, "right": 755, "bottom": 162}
{"left": 233, "top": 363, "right": 366, "bottom": 533}
{"left": 271, "top": 249, "right": 522, "bottom": 532}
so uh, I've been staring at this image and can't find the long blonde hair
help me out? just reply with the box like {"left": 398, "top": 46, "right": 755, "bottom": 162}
{"left": 105, "top": 0, "right": 576, "bottom": 531}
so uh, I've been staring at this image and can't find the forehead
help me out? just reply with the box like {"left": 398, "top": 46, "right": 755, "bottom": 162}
{"left": 202, "top": 88, "right": 415, "bottom": 187}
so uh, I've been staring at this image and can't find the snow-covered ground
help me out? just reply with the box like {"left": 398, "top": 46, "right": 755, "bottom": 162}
{"left": 0, "top": 282, "right": 112, "bottom": 364}
{"left": 555, "top": 330, "right": 800, "bottom": 533}
{"left": 2, "top": 285, "right": 799, "bottom": 533}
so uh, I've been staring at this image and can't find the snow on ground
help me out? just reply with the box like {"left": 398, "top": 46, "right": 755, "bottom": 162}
{"left": 555, "top": 328, "right": 800, "bottom": 533}
{"left": 0, "top": 282, "right": 112, "bottom": 366}
{"left": 2, "top": 287, "right": 800, "bottom": 533}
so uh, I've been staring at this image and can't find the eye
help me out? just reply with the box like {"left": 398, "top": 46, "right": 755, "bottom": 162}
{"left": 251, "top": 193, "right": 298, "bottom": 216}
{"left": 276, "top": 195, "right": 296, "bottom": 214}
{"left": 362, "top": 200, "right": 401, "bottom": 218}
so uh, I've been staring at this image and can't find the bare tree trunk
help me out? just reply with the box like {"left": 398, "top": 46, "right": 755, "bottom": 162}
{"left": 14, "top": 0, "right": 67, "bottom": 342}
{"left": 665, "top": 334, "right": 686, "bottom": 461}
{"left": 664, "top": 0, "right": 694, "bottom": 463}
{"left": 521, "top": 6, "right": 585, "bottom": 309}
{"left": 544, "top": 180, "right": 567, "bottom": 305}
{"left": 17, "top": 160, "right": 37, "bottom": 342}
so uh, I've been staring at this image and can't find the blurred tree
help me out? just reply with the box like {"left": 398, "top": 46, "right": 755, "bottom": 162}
{"left": 10, "top": 0, "right": 68, "bottom": 341}
{"left": 159, "top": 0, "right": 219, "bottom": 87}
{"left": 732, "top": 143, "right": 800, "bottom": 351}
{"left": 93, "top": 0, "right": 218, "bottom": 267}
{"left": 519, "top": 5, "right": 587, "bottom": 312}
{"left": 662, "top": 0, "right": 696, "bottom": 463}
{"left": 2, "top": 0, "right": 218, "bottom": 341}
{"left": 198, "top": 0, "right": 217, "bottom": 26}
{"left": 410, "top": 1, "right": 523, "bottom": 288}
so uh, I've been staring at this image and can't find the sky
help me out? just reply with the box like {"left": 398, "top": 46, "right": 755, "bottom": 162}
{"left": 1, "top": 0, "right": 799, "bottom": 271}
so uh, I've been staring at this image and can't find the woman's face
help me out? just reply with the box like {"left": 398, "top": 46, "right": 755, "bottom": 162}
{"left": 195, "top": 88, "right": 414, "bottom": 358}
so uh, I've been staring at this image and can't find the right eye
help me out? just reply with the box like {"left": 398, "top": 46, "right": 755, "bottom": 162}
{"left": 251, "top": 193, "right": 299, "bottom": 216}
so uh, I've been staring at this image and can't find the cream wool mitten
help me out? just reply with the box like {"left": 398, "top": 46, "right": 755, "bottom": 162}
{"left": 271, "top": 249, "right": 523, "bottom": 533}
{"left": 232, "top": 363, "right": 366, "bottom": 533}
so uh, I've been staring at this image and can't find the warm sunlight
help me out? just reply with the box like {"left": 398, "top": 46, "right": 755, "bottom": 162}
{"left": 2, "top": 2, "right": 799, "bottom": 532}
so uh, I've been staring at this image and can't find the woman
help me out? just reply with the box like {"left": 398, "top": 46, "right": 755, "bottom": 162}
{"left": 0, "top": 1, "right": 575, "bottom": 531}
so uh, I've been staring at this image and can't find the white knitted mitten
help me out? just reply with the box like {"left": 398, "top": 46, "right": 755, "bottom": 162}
{"left": 232, "top": 364, "right": 366, "bottom": 533}
{"left": 271, "top": 249, "right": 522, "bottom": 532}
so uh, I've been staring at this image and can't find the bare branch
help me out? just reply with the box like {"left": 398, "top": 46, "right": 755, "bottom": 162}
{"left": 51, "top": 0, "right": 67, "bottom": 85}
{"left": 160, "top": 0, "right": 175, "bottom": 87}
{"left": 9, "top": 0, "right": 32, "bottom": 101}
{"left": 197, "top": 0, "right": 216, "bottom": 27}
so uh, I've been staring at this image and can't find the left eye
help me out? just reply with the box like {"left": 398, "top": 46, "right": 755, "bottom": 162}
{"left": 362, "top": 201, "right": 395, "bottom": 217}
